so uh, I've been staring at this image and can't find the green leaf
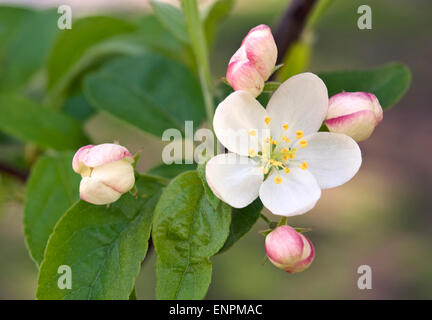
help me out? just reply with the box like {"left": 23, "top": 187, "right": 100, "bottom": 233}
{"left": 129, "top": 287, "right": 137, "bottom": 300}
{"left": 202, "top": 0, "right": 234, "bottom": 47}
{"left": 219, "top": 199, "right": 263, "bottom": 253}
{"left": 149, "top": 163, "right": 197, "bottom": 179}
{"left": 197, "top": 161, "right": 220, "bottom": 210}
{"left": 263, "top": 81, "right": 282, "bottom": 93}
{"left": 63, "top": 94, "right": 95, "bottom": 121}
{"left": 153, "top": 171, "right": 231, "bottom": 299}
{"left": 45, "top": 16, "right": 136, "bottom": 103}
{"left": 84, "top": 53, "right": 205, "bottom": 136}
{"left": 319, "top": 62, "right": 412, "bottom": 109}
{"left": 0, "top": 93, "right": 88, "bottom": 150}
{"left": 156, "top": 260, "right": 212, "bottom": 300}
{"left": 24, "top": 152, "right": 80, "bottom": 265}
{"left": 135, "top": 15, "right": 191, "bottom": 66}
{"left": 0, "top": 6, "right": 31, "bottom": 52}
{"left": 36, "top": 175, "right": 165, "bottom": 300}
{"left": 46, "top": 16, "right": 136, "bottom": 89}
{"left": 0, "top": 8, "right": 59, "bottom": 91}
{"left": 150, "top": 0, "right": 189, "bottom": 44}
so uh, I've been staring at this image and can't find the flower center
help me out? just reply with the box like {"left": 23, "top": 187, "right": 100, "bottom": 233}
{"left": 248, "top": 120, "right": 309, "bottom": 183}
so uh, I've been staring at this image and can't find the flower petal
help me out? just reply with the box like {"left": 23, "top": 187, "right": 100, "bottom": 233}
{"left": 241, "top": 24, "right": 277, "bottom": 80}
{"left": 266, "top": 73, "right": 328, "bottom": 142}
{"left": 72, "top": 145, "right": 93, "bottom": 174}
{"left": 325, "top": 109, "right": 378, "bottom": 142}
{"left": 259, "top": 168, "right": 321, "bottom": 216}
{"left": 79, "top": 177, "right": 121, "bottom": 205}
{"left": 287, "top": 234, "right": 315, "bottom": 274}
{"left": 91, "top": 160, "right": 135, "bottom": 194}
{"left": 80, "top": 143, "right": 133, "bottom": 168}
{"left": 226, "top": 58, "right": 265, "bottom": 97}
{"left": 206, "top": 153, "right": 263, "bottom": 208}
{"left": 293, "top": 132, "right": 362, "bottom": 189}
{"left": 213, "top": 91, "right": 270, "bottom": 156}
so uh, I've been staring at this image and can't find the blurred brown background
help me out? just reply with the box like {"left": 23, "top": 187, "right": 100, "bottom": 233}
{"left": 0, "top": 0, "right": 431, "bottom": 299}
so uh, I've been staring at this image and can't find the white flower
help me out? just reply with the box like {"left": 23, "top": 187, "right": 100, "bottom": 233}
{"left": 206, "top": 73, "right": 362, "bottom": 216}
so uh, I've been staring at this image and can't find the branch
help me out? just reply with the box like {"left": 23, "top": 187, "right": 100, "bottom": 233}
{"left": 274, "top": 0, "right": 318, "bottom": 65}
{"left": 0, "top": 161, "right": 28, "bottom": 182}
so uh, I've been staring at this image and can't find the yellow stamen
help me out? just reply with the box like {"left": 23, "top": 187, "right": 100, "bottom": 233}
{"left": 264, "top": 117, "right": 271, "bottom": 125}
{"left": 284, "top": 167, "right": 290, "bottom": 173}
{"left": 274, "top": 176, "right": 282, "bottom": 184}
{"left": 270, "top": 140, "right": 278, "bottom": 145}
{"left": 282, "top": 155, "right": 289, "bottom": 161}
{"left": 299, "top": 161, "right": 309, "bottom": 170}
{"left": 296, "top": 130, "right": 304, "bottom": 139}
{"left": 248, "top": 130, "right": 256, "bottom": 136}
{"left": 299, "top": 140, "right": 308, "bottom": 148}
{"left": 261, "top": 167, "right": 269, "bottom": 174}
{"left": 283, "top": 124, "right": 289, "bottom": 130}
{"left": 248, "top": 148, "right": 257, "bottom": 157}
{"left": 281, "top": 147, "right": 289, "bottom": 153}
{"left": 282, "top": 135, "right": 290, "bottom": 143}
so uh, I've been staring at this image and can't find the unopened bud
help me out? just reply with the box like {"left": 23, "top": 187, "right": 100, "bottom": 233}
{"left": 226, "top": 57, "right": 265, "bottom": 97}
{"left": 325, "top": 92, "right": 383, "bottom": 142}
{"left": 226, "top": 24, "right": 277, "bottom": 97}
{"left": 72, "top": 143, "right": 135, "bottom": 205}
{"left": 265, "top": 225, "right": 315, "bottom": 273}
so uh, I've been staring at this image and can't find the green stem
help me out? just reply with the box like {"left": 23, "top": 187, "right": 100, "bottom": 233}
{"left": 277, "top": 216, "right": 287, "bottom": 227}
{"left": 260, "top": 213, "right": 271, "bottom": 224}
{"left": 181, "top": 0, "right": 215, "bottom": 130}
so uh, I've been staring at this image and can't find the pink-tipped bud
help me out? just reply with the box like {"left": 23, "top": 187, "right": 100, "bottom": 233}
{"left": 325, "top": 92, "right": 383, "bottom": 142}
{"left": 226, "top": 57, "right": 265, "bottom": 97}
{"left": 72, "top": 143, "right": 135, "bottom": 205}
{"left": 226, "top": 24, "right": 277, "bottom": 97}
{"left": 265, "top": 225, "right": 315, "bottom": 273}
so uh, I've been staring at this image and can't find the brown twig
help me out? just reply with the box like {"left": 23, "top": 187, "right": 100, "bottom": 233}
{"left": 273, "top": 0, "right": 318, "bottom": 65}
{"left": 0, "top": 161, "right": 28, "bottom": 182}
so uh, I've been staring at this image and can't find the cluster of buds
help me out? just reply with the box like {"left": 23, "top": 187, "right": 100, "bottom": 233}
{"left": 227, "top": 25, "right": 383, "bottom": 143}
{"left": 226, "top": 24, "right": 278, "bottom": 97}
{"left": 72, "top": 143, "right": 135, "bottom": 205}
{"left": 68, "top": 25, "right": 385, "bottom": 276}
{"left": 223, "top": 25, "right": 385, "bottom": 273}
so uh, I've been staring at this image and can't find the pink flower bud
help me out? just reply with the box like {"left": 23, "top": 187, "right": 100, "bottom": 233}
{"left": 265, "top": 225, "right": 315, "bottom": 273}
{"left": 226, "top": 57, "right": 265, "bottom": 97}
{"left": 226, "top": 24, "right": 277, "bottom": 97}
{"left": 72, "top": 143, "right": 135, "bottom": 205}
{"left": 325, "top": 92, "right": 383, "bottom": 142}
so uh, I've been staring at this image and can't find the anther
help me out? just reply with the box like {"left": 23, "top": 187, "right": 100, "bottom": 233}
{"left": 296, "top": 130, "right": 304, "bottom": 139}
{"left": 299, "top": 161, "right": 309, "bottom": 170}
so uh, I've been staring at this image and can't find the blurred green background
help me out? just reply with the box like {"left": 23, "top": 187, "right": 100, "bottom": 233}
{"left": 0, "top": 0, "right": 431, "bottom": 299}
